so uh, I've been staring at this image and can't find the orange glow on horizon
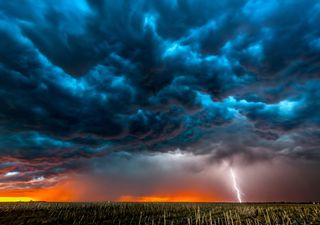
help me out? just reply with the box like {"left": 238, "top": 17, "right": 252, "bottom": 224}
{"left": 0, "top": 197, "right": 35, "bottom": 202}
{"left": 0, "top": 180, "right": 81, "bottom": 202}
{"left": 119, "top": 193, "right": 219, "bottom": 202}
{"left": 0, "top": 190, "right": 220, "bottom": 202}
{"left": 0, "top": 180, "right": 222, "bottom": 202}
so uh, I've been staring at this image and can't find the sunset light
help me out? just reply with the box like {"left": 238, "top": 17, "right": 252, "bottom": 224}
{"left": 119, "top": 193, "right": 219, "bottom": 203}
{"left": 0, "top": 197, "right": 35, "bottom": 202}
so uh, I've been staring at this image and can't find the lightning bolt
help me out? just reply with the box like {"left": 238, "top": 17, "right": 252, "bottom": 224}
{"left": 230, "top": 167, "right": 242, "bottom": 203}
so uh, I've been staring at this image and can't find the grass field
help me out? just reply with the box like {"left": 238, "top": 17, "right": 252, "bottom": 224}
{"left": 0, "top": 202, "right": 319, "bottom": 225}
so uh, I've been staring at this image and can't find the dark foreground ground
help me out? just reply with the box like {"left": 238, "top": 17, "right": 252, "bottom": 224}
{"left": 0, "top": 202, "right": 319, "bottom": 225}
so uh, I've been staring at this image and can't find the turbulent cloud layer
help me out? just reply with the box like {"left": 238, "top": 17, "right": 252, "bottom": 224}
{"left": 0, "top": 0, "right": 320, "bottom": 201}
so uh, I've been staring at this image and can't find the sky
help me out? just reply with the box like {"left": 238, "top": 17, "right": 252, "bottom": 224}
{"left": 0, "top": 0, "right": 320, "bottom": 202}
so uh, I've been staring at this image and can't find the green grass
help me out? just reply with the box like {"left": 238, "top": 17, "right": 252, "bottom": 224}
{"left": 0, "top": 202, "right": 319, "bottom": 225}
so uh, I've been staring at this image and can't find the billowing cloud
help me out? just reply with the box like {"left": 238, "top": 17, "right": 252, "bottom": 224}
{"left": 0, "top": 0, "right": 320, "bottom": 201}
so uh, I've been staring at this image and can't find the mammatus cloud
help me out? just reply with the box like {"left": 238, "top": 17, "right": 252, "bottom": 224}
{"left": 0, "top": 0, "right": 320, "bottom": 201}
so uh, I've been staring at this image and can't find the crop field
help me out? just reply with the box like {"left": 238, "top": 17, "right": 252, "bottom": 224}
{"left": 0, "top": 202, "right": 319, "bottom": 225}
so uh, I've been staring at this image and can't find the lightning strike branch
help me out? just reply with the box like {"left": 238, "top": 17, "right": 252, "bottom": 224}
{"left": 230, "top": 168, "right": 242, "bottom": 203}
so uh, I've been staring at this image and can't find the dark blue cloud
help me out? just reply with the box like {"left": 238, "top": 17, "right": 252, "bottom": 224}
{"left": 0, "top": 0, "right": 320, "bottom": 188}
